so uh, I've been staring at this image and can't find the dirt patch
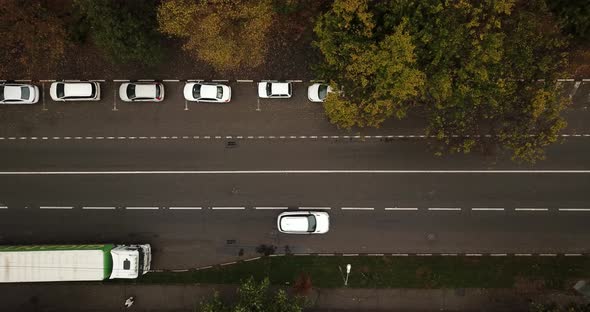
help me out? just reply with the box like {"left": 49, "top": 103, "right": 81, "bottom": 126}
{"left": 514, "top": 276, "right": 546, "bottom": 293}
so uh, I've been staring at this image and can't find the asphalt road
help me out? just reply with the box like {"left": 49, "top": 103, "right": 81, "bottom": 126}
{"left": 0, "top": 80, "right": 589, "bottom": 138}
{"left": 0, "top": 139, "right": 589, "bottom": 268}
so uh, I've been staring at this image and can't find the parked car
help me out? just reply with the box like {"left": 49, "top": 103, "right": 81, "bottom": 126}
{"left": 119, "top": 82, "right": 164, "bottom": 102}
{"left": 257, "top": 81, "right": 292, "bottom": 99}
{"left": 50, "top": 81, "right": 101, "bottom": 101}
{"left": 307, "top": 83, "right": 333, "bottom": 102}
{"left": 277, "top": 211, "right": 330, "bottom": 234}
{"left": 183, "top": 82, "right": 231, "bottom": 103}
{"left": 0, "top": 83, "right": 39, "bottom": 104}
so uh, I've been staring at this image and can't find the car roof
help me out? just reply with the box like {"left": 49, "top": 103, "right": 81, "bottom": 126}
{"left": 200, "top": 84, "right": 218, "bottom": 99}
{"left": 3, "top": 85, "right": 24, "bottom": 100}
{"left": 133, "top": 84, "right": 157, "bottom": 98}
{"left": 64, "top": 83, "right": 93, "bottom": 96}
{"left": 271, "top": 83, "right": 290, "bottom": 95}
{"left": 280, "top": 216, "right": 309, "bottom": 232}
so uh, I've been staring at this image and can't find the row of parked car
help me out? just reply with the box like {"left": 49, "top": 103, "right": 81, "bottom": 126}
{"left": 0, "top": 81, "right": 333, "bottom": 104}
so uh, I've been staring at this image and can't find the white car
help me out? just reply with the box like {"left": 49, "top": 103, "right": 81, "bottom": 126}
{"left": 258, "top": 81, "right": 292, "bottom": 98}
{"left": 0, "top": 83, "right": 39, "bottom": 104}
{"left": 183, "top": 82, "right": 231, "bottom": 102}
{"left": 119, "top": 82, "right": 164, "bottom": 102}
{"left": 50, "top": 81, "right": 101, "bottom": 101}
{"left": 307, "top": 83, "right": 332, "bottom": 102}
{"left": 277, "top": 211, "right": 330, "bottom": 234}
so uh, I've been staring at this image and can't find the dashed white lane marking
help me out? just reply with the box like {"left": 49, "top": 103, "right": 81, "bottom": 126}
{"left": 385, "top": 207, "right": 418, "bottom": 211}
{"left": 211, "top": 207, "right": 245, "bottom": 210}
{"left": 168, "top": 207, "right": 202, "bottom": 210}
{"left": 254, "top": 207, "right": 288, "bottom": 210}
{"left": 299, "top": 207, "right": 331, "bottom": 210}
{"left": 341, "top": 207, "right": 374, "bottom": 211}
{"left": 0, "top": 206, "right": 7, "bottom": 209}
{"left": 125, "top": 207, "right": 159, "bottom": 210}
{"left": 40, "top": 206, "right": 73, "bottom": 209}
{"left": 490, "top": 253, "right": 508, "bottom": 256}
{"left": 1, "top": 133, "right": 589, "bottom": 141}
{"left": 558, "top": 208, "right": 590, "bottom": 211}
{"left": 515, "top": 208, "right": 548, "bottom": 211}
{"left": 7, "top": 170, "right": 590, "bottom": 175}
{"left": 515, "top": 253, "right": 532, "bottom": 256}
{"left": 83, "top": 206, "right": 115, "bottom": 210}
{"left": 472, "top": 207, "right": 505, "bottom": 211}
{"left": 428, "top": 207, "right": 461, "bottom": 211}
{"left": 565, "top": 253, "right": 583, "bottom": 256}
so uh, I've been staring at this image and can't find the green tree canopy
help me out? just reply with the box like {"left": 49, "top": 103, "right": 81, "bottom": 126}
{"left": 314, "top": 0, "right": 425, "bottom": 128}
{"left": 0, "top": 0, "right": 67, "bottom": 77}
{"left": 314, "top": 0, "right": 570, "bottom": 162}
{"left": 73, "top": 0, "right": 163, "bottom": 65}
{"left": 158, "top": 0, "right": 275, "bottom": 72}
{"left": 200, "top": 277, "right": 305, "bottom": 312}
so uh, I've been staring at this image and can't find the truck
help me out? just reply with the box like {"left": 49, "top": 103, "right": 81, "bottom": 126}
{"left": 0, "top": 244, "right": 151, "bottom": 283}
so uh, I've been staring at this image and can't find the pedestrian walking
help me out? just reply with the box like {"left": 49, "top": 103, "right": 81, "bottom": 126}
{"left": 124, "top": 296, "right": 135, "bottom": 308}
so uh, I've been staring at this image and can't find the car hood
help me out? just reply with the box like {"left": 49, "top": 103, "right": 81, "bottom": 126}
{"left": 313, "top": 213, "right": 330, "bottom": 233}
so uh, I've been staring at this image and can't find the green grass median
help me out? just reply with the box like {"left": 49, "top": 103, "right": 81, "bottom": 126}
{"left": 138, "top": 256, "right": 590, "bottom": 289}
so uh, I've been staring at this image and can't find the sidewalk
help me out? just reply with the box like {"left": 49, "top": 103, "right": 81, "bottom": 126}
{"left": 0, "top": 283, "right": 586, "bottom": 312}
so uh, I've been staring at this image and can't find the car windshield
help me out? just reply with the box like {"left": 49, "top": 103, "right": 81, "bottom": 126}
{"left": 307, "top": 215, "right": 317, "bottom": 232}
{"left": 127, "top": 84, "right": 136, "bottom": 99}
{"left": 318, "top": 85, "right": 328, "bottom": 99}
{"left": 90, "top": 84, "right": 96, "bottom": 97}
{"left": 0, "top": 86, "right": 4, "bottom": 101}
{"left": 216, "top": 86, "right": 223, "bottom": 99}
{"left": 266, "top": 83, "right": 272, "bottom": 96}
{"left": 193, "top": 85, "right": 201, "bottom": 99}
{"left": 20, "top": 86, "right": 30, "bottom": 99}
{"left": 56, "top": 84, "right": 65, "bottom": 98}
{"left": 155, "top": 85, "right": 161, "bottom": 98}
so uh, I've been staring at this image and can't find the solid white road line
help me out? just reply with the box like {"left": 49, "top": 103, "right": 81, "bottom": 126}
{"left": 83, "top": 206, "right": 115, "bottom": 210}
{"left": 558, "top": 208, "right": 590, "bottom": 212}
{"left": 299, "top": 207, "right": 331, "bottom": 210}
{"left": 428, "top": 207, "right": 461, "bottom": 211}
{"left": 341, "top": 207, "right": 374, "bottom": 211}
{"left": 254, "top": 207, "right": 288, "bottom": 210}
{"left": 40, "top": 206, "right": 73, "bottom": 209}
{"left": 169, "top": 207, "right": 202, "bottom": 210}
{"left": 515, "top": 208, "right": 548, "bottom": 211}
{"left": 385, "top": 207, "right": 418, "bottom": 211}
{"left": 2, "top": 170, "right": 590, "bottom": 175}
{"left": 211, "top": 207, "right": 245, "bottom": 210}
{"left": 125, "top": 207, "right": 159, "bottom": 210}
{"left": 472, "top": 208, "right": 505, "bottom": 211}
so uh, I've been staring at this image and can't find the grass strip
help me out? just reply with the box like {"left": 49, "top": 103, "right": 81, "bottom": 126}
{"left": 138, "top": 256, "right": 590, "bottom": 289}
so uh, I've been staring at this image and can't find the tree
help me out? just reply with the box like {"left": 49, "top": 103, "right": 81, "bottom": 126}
{"left": 314, "top": 0, "right": 570, "bottom": 162}
{"left": 199, "top": 277, "right": 306, "bottom": 312}
{"left": 73, "top": 0, "right": 163, "bottom": 65}
{"left": 158, "top": 0, "right": 275, "bottom": 72}
{"left": 0, "top": 0, "right": 67, "bottom": 77}
{"left": 314, "top": 0, "right": 425, "bottom": 128}
{"left": 546, "top": 0, "right": 590, "bottom": 40}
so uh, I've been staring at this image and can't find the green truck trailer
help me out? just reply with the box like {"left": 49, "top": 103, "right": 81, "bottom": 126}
{"left": 0, "top": 244, "right": 151, "bottom": 283}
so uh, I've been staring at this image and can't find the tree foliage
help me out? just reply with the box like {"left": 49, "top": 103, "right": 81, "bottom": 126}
{"left": 314, "top": 0, "right": 570, "bottom": 162}
{"left": 0, "top": 0, "right": 67, "bottom": 77}
{"left": 73, "top": 0, "right": 163, "bottom": 65}
{"left": 158, "top": 0, "right": 275, "bottom": 72}
{"left": 314, "top": 0, "right": 425, "bottom": 128}
{"left": 546, "top": 0, "right": 590, "bottom": 40}
{"left": 530, "top": 302, "right": 590, "bottom": 312}
{"left": 199, "top": 277, "right": 305, "bottom": 312}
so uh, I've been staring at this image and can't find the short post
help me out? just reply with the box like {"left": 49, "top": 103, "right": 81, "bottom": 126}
{"left": 344, "top": 264, "right": 351, "bottom": 286}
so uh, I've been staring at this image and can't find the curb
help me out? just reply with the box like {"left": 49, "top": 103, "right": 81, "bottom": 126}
{"left": 151, "top": 252, "right": 588, "bottom": 272}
